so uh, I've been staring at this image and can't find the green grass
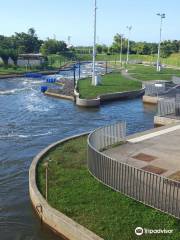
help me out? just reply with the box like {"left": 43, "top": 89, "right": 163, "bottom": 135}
{"left": 127, "top": 64, "right": 180, "bottom": 81}
{"left": 76, "top": 53, "right": 180, "bottom": 68}
{"left": 77, "top": 72, "right": 142, "bottom": 99}
{"left": 48, "top": 54, "right": 73, "bottom": 68}
{"left": 0, "top": 66, "right": 30, "bottom": 75}
{"left": 37, "top": 136, "right": 180, "bottom": 240}
{"left": 76, "top": 53, "right": 156, "bottom": 62}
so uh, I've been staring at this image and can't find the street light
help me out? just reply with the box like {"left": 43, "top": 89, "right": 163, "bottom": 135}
{"left": 92, "top": 0, "right": 97, "bottom": 85}
{"left": 126, "top": 26, "right": 132, "bottom": 66}
{"left": 119, "top": 34, "right": 124, "bottom": 67}
{"left": 156, "top": 13, "right": 166, "bottom": 72}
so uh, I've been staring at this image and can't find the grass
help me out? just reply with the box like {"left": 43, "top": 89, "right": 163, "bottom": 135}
{"left": 0, "top": 54, "right": 71, "bottom": 75}
{"left": 76, "top": 53, "right": 180, "bottom": 68}
{"left": 48, "top": 54, "right": 73, "bottom": 68}
{"left": 77, "top": 72, "right": 142, "bottom": 99}
{"left": 37, "top": 136, "right": 180, "bottom": 240}
{"left": 0, "top": 66, "right": 31, "bottom": 75}
{"left": 127, "top": 64, "right": 180, "bottom": 81}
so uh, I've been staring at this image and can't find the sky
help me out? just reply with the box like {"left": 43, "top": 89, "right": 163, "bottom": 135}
{"left": 1, "top": 0, "right": 180, "bottom": 46}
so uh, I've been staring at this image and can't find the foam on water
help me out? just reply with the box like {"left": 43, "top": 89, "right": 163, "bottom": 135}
{"left": 0, "top": 131, "right": 52, "bottom": 139}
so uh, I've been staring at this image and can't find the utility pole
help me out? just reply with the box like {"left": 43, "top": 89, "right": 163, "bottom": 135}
{"left": 156, "top": 13, "right": 166, "bottom": 72}
{"left": 126, "top": 26, "right": 132, "bottom": 65}
{"left": 119, "top": 34, "right": 124, "bottom": 67}
{"left": 92, "top": 0, "right": 97, "bottom": 85}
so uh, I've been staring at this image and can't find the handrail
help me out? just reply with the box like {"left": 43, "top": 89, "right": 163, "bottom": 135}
{"left": 87, "top": 122, "right": 180, "bottom": 219}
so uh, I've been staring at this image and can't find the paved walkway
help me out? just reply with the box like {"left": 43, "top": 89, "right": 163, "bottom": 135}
{"left": 104, "top": 125, "right": 180, "bottom": 180}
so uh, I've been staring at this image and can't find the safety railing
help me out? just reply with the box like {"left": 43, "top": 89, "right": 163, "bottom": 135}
{"left": 87, "top": 122, "right": 180, "bottom": 219}
{"left": 145, "top": 82, "right": 166, "bottom": 96}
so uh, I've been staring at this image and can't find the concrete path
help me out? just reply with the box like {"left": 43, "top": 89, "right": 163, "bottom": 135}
{"left": 104, "top": 125, "right": 180, "bottom": 179}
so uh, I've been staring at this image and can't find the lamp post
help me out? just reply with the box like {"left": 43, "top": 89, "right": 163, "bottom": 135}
{"left": 156, "top": 13, "right": 166, "bottom": 72}
{"left": 92, "top": 0, "right": 97, "bottom": 85}
{"left": 126, "top": 26, "right": 132, "bottom": 66}
{"left": 119, "top": 34, "right": 124, "bottom": 67}
{"left": 43, "top": 162, "right": 49, "bottom": 201}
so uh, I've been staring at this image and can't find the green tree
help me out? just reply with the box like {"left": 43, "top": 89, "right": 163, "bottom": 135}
{"left": 12, "top": 28, "right": 42, "bottom": 53}
{"left": 96, "top": 44, "right": 103, "bottom": 54}
{"left": 0, "top": 48, "right": 10, "bottom": 65}
{"left": 40, "top": 39, "right": 67, "bottom": 56}
{"left": 9, "top": 49, "right": 18, "bottom": 65}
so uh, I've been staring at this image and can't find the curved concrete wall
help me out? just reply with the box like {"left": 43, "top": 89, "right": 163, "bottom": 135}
{"left": 76, "top": 97, "right": 101, "bottom": 107}
{"left": 75, "top": 88, "right": 145, "bottom": 108}
{"left": 29, "top": 133, "right": 103, "bottom": 240}
{"left": 100, "top": 88, "right": 145, "bottom": 102}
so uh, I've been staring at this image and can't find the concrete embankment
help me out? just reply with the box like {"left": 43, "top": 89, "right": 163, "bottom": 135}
{"left": 29, "top": 133, "right": 103, "bottom": 240}
{"left": 74, "top": 88, "right": 145, "bottom": 107}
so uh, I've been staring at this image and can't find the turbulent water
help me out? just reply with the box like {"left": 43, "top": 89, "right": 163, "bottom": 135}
{"left": 0, "top": 64, "right": 156, "bottom": 240}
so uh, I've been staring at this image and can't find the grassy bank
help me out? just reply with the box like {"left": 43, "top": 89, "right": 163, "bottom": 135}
{"left": 76, "top": 53, "right": 180, "bottom": 68}
{"left": 0, "top": 66, "right": 32, "bottom": 75}
{"left": 77, "top": 72, "right": 142, "bottom": 99}
{"left": 128, "top": 64, "right": 180, "bottom": 81}
{"left": 37, "top": 135, "right": 180, "bottom": 240}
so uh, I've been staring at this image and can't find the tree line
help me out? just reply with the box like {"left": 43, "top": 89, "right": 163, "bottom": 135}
{"left": 0, "top": 28, "right": 70, "bottom": 65}
{"left": 0, "top": 29, "right": 180, "bottom": 66}
{"left": 96, "top": 33, "right": 180, "bottom": 58}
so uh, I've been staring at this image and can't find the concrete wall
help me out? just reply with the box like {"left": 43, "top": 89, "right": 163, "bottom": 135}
{"left": 154, "top": 115, "right": 180, "bottom": 126}
{"left": 75, "top": 88, "right": 145, "bottom": 108}
{"left": 17, "top": 59, "right": 44, "bottom": 66}
{"left": 29, "top": 133, "right": 103, "bottom": 240}
{"left": 45, "top": 91, "right": 74, "bottom": 101}
{"left": 143, "top": 95, "right": 158, "bottom": 104}
{"left": 100, "top": 88, "right": 145, "bottom": 102}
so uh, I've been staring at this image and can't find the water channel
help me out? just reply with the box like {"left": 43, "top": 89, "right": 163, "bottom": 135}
{"left": 0, "top": 63, "right": 156, "bottom": 240}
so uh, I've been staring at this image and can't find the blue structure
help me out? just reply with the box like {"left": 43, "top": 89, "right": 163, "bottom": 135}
{"left": 46, "top": 77, "right": 56, "bottom": 83}
{"left": 41, "top": 86, "right": 48, "bottom": 93}
{"left": 24, "top": 73, "right": 43, "bottom": 78}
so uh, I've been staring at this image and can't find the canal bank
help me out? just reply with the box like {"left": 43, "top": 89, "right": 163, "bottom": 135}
{"left": 0, "top": 73, "right": 156, "bottom": 239}
{"left": 34, "top": 124, "right": 180, "bottom": 240}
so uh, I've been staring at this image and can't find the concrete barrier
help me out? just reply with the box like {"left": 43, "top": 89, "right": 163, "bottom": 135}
{"left": 100, "top": 88, "right": 145, "bottom": 102}
{"left": 143, "top": 95, "right": 158, "bottom": 104}
{"left": 45, "top": 91, "right": 74, "bottom": 101}
{"left": 29, "top": 133, "right": 103, "bottom": 240}
{"left": 74, "top": 88, "right": 145, "bottom": 108}
{"left": 154, "top": 115, "right": 180, "bottom": 126}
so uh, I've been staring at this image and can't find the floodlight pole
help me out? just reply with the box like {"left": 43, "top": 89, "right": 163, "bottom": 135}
{"left": 92, "top": 0, "right": 97, "bottom": 85}
{"left": 126, "top": 26, "right": 132, "bottom": 65}
{"left": 157, "top": 13, "right": 166, "bottom": 72}
{"left": 120, "top": 34, "right": 124, "bottom": 67}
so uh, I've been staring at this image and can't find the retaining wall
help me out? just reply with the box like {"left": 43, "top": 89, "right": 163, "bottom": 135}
{"left": 154, "top": 115, "right": 180, "bottom": 126}
{"left": 143, "top": 95, "right": 158, "bottom": 104}
{"left": 75, "top": 88, "right": 145, "bottom": 108}
{"left": 29, "top": 133, "right": 103, "bottom": 240}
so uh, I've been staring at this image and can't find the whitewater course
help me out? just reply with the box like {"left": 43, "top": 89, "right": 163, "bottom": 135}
{"left": 0, "top": 63, "right": 156, "bottom": 240}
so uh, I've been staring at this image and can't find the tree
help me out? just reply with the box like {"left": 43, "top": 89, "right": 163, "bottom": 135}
{"left": 9, "top": 49, "right": 18, "bottom": 65}
{"left": 12, "top": 28, "right": 42, "bottom": 53}
{"left": 0, "top": 48, "right": 10, "bottom": 65}
{"left": 96, "top": 44, "right": 103, "bottom": 54}
{"left": 111, "top": 33, "right": 127, "bottom": 54}
{"left": 40, "top": 39, "right": 67, "bottom": 56}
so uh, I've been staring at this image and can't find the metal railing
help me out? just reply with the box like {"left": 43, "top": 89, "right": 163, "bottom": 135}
{"left": 87, "top": 122, "right": 180, "bottom": 219}
{"left": 172, "top": 76, "right": 180, "bottom": 85}
{"left": 157, "top": 98, "right": 175, "bottom": 116}
{"left": 157, "top": 96, "right": 180, "bottom": 117}
{"left": 145, "top": 82, "right": 166, "bottom": 96}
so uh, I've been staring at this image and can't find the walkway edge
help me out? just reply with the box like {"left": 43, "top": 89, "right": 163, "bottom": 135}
{"left": 29, "top": 132, "right": 103, "bottom": 240}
